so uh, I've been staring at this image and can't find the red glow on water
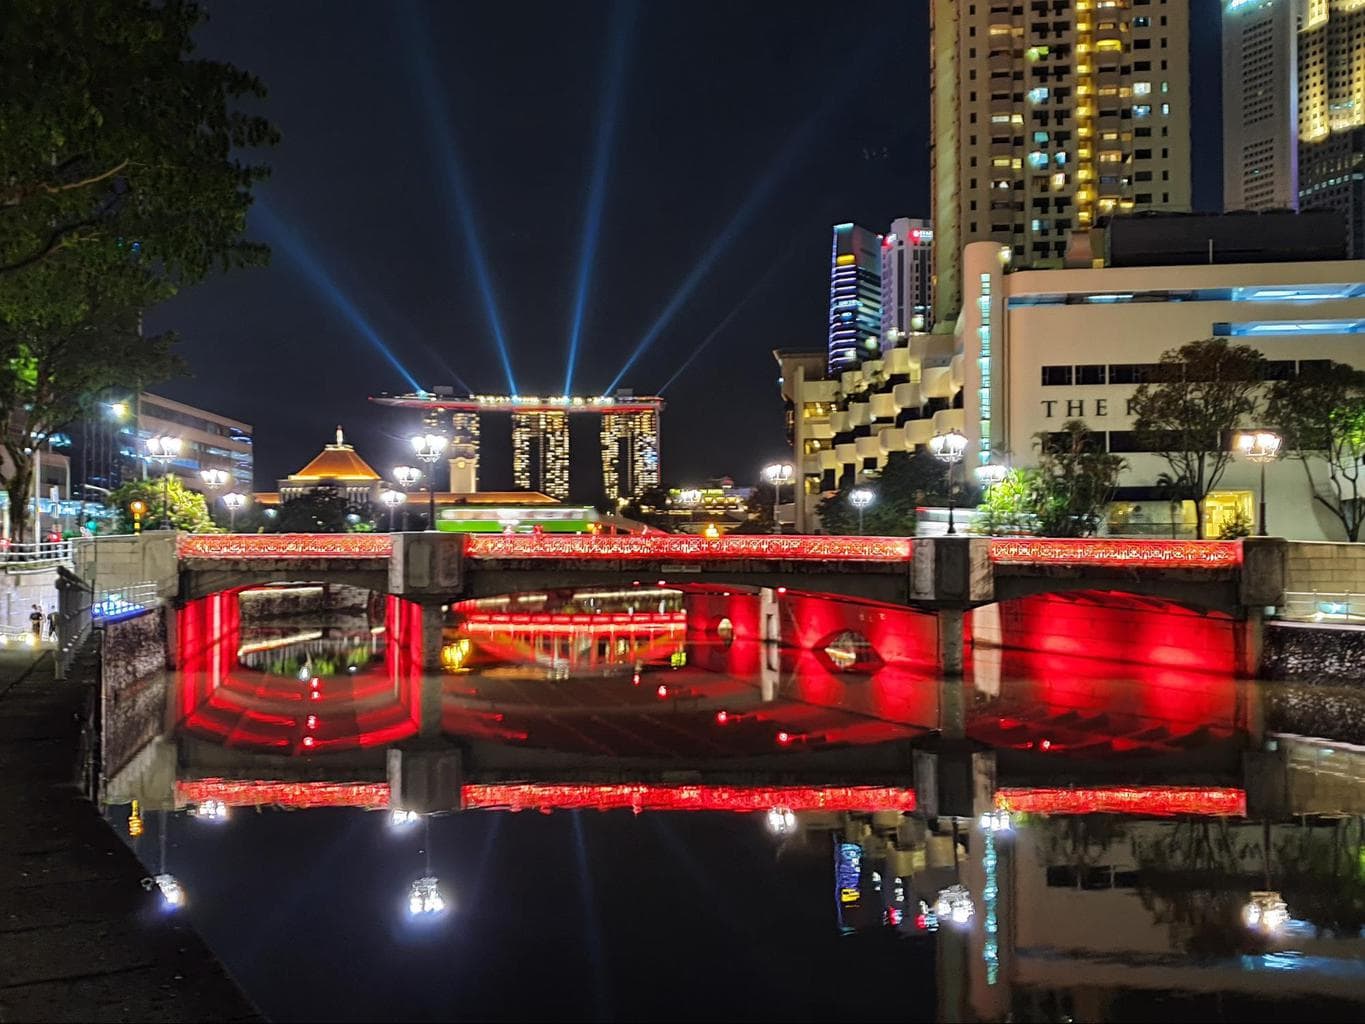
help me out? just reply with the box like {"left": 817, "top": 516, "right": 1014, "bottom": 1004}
{"left": 656, "top": 684, "right": 668, "bottom": 698}
{"left": 302, "top": 735, "right": 315, "bottom": 748}
{"left": 306, "top": 715, "right": 318, "bottom": 730}
{"left": 995, "top": 786, "right": 1247, "bottom": 817}
{"left": 715, "top": 710, "right": 729, "bottom": 724}
{"left": 1039, "top": 738, "right": 1051, "bottom": 750}
{"left": 776, "top": 731, "right": 792, "bottom": 745}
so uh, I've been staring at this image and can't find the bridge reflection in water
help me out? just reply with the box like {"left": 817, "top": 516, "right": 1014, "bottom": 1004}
{"left": 102, "top": 583, "right": 1365, "bottom": 1022}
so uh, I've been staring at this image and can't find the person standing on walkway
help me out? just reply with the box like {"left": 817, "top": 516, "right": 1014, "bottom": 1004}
{"left": 29, "top": 604, "right": 42, "bottom": 641}
{"left": 46, "top": 608, "right": 58, "bottom": 642}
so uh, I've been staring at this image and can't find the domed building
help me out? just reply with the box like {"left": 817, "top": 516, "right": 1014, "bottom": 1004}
{"left": 255, "top": 427, "right": 383, "bottom": 507}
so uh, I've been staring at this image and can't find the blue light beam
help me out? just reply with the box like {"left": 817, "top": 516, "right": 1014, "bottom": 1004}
{"left": 563, "top": 1, "right": 636, "bottom": 396}
{"left": 656, "top": 252, "right": 791, "bottom": 394}
{"left": 604, "top": 87, "right": 853, "bottom": 394}
{"left": 403, "top": 9, "right": 520, "bottom": 395}
{"left": 254, "top": 204, "right": 424, "bottom": 393}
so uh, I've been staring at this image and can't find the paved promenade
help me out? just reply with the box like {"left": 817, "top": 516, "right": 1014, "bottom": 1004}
{"left": 0, "top": 648, "right": 259, "bottom": 1022}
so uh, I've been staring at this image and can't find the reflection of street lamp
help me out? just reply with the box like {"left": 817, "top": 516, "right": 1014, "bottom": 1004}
{"left": 934, "top": 883, "right": 974, "bottom": 925}
{"left": 1243, "top": 890, "right": 1287, "bottom": 933}
{"left": 765, "top": 807, "right": 797, "bottom": 835}
{"left": 145, "top": 436, "right": 182, "bottom": 529}
{"left": 410, "top": 434, "right": 447, "bottom": 531}
{"left": 762, "top": 462, "right": 793, "bottom": 534}
{"left": 380, "top": 489, "right": 406, "bottom": 532}
{"left": 929, "top": 431, "right": 968, "bottom": 535}
{"left": 849, "top": 486, "right": 875, "bottom": 534}
{"left": 1236, "top": 430, "right": 1281, "bottom": 537}
{"left": 221, "top": 492, "right": 246, "bottom": 532}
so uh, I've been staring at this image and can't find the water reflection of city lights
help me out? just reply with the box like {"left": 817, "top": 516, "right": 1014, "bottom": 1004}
{"left": 441, "top": 638, "right": 472, "bottom": 671}
{"left": 389, "top": 809, "right": 421, "bottom": 828}
{"left": 407, "top": 876, "right": 447, "bottom": 916}
{"left": 1244, "top": 890, "right": 1288, "bottom": 933}
{"left": 148, "top": 873, "right": 185, "bottom": 910}
{"left": 765, "top": 807, "right": 797, "bottom": 834}
{"left": 934, "top": 884, "right": 974, "bottom": 926}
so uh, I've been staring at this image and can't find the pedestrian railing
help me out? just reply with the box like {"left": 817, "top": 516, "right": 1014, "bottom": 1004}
{"left": 0, "top": 539, "right": 74, "bottom": 568}
{"left": 90, "top": 582, "right": 160, "bottom": 622}
{"left": 1274, "top": 591, "right": 1365, "bottom": 624}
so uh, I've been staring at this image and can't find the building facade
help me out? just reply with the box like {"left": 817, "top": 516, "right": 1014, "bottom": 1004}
{"left": 104, "top": 392, "right": 253, "bottom": 495}
{"left": 1298, "top": 0, "right": 1365, "bottom": 256}
{"left": 600, "top": 408, "right": 661, "bottom": 501}
{"left": 881, "top": 218, "right": 935, "bottom": 341}
{"left": 1221, "top": 0, "right": 1299, "bottom": 212}
{"left": 828, "top": 222, "right": 884, "bottom": 374}
{"left": 788, "top": 233, "right": 1365, "bottom": 541}
{"left": 930, "top": 0, "right": 1193, "bottom": 316}
{"left": 512, "top": 411, "right": 570, "bottom": 500}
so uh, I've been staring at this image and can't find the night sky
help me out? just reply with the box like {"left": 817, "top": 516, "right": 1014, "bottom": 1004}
{"left": 148, "top": 1, "right": 1223, "bottom": 494}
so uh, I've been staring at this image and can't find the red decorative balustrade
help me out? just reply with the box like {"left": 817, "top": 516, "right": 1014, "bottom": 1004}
{"left": 460, "top": 783, "right": 917, "bottom": 813}
{"left": 994, "top": 786, "right": 1247, "bottom": 817}
{"left": 463, "top": 533, "right": 914, "bottom": 563}
{"left": 177, "top": 778, "right": 392, "bottom": 809}
{"left": 988, "top": 538, "right": 1241, "bottom": 570}
{"left": 177, "top": 533, "right": 394, "bottom": 559}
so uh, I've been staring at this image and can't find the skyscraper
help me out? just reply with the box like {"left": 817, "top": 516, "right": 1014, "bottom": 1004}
{"left": 1221, "top": 0, "right": 1299, "bottom": 212}
{"left": 827, "top": 223, "right": 883, "bottom": 375}
{"left": 1298, "top": 0, "right": 1365, "bottom": 255}
{"left": 511, "top": 411, "right": 569, "bottom": 500}
{"left": 930, "top": 0, "right": 1192, "bottom": 317}
{"left": 880, "top": 217, "right": 934, "bottom": 343}
{"left": 600, "top": 408, "right": 660, "bottom": 501}
{"left": 446, "top": 411, "right": 479, "bottom": 493}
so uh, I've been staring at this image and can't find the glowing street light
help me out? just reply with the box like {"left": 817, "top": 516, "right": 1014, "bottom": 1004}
{"left": 929, "top": 430, "right": 968, "bottom": 535}
{"left": 379, "top": 489, "right": 406, "bottom": 532}
{"left": 410, "top": 433, "right": 447, "bottom": 531}
{"left": 765, "top": 807, "right": 798, "bottom": 835}
{"left": 199, "top": 467, "right": 228, "bottom": 492}
{"left": 762, "top": 462, "right": 793, "bottom": 535}
{"left": 393, "top": 465, "right": 421, "bottom": 532}
{"left": 388, "top": 808, "right": 421, "bottom": 829}
{"left": 975, "top": 463, "right": 1009, "bottom": 490}
{"left": 407, "top": 875, "right": 447, "bottom": 916}
{"left": 145, "top": 436, "right": 182, "bottom": 530}
{"left": 848, "top": 486, "right": 875, "bottom": 534}
{"left": 189, "top": 799, "right": 230, "bottom": 822}
{"left": 149, "top": 873, "right": 185, "bottom": 910}
{"left": 221, "top": 491, "right": 247, "bottom": 533}
{"left": 1236, "top": 430, "right": 1282, "bottom": 537}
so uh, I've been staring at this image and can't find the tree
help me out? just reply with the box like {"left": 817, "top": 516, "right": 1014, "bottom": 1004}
{"left": 618, "top": 486, "right": 672, "bottom": 530}
{"left": 817, "top": 451, "right": 949, "bottom": 535}
{"left": 0, "top": 0, "right": 278, "bottom": 321}
{"left": 0, "top": 296, "right": 181, "bottom": 539}
{"left": 1030, "top": 420, "right": 1124, "bottom": 537}
{"left": 273, "top": 486, "right": 374, "bottom": 534}
{"left": 109, "top": 475, "right": 214, "bottom": 533}
{"left": 1129, "top": 338, "right": 1265, "bottom": 539}
{"left": 1265, "top": 362, "right": 1365, "bottom": 542}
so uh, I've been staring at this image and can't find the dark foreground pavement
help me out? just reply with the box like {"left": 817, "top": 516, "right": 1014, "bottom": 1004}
{"left": 0, "top": 648, "right": 260, "bottom": 1022}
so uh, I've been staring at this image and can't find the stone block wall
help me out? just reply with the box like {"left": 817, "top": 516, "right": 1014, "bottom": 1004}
{"left": 1283, "top": 541, "right": 1365, "bottom": 597}
{"left": 0, "top": 566, "right": 59, "bottom": 628}
{"left": 73, "top": 532, "right": 179, "bottom": 598}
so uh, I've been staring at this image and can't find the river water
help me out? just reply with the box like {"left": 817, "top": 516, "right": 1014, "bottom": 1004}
{"left": 101, "top": 585, "right": 1365, "bottom": 1022}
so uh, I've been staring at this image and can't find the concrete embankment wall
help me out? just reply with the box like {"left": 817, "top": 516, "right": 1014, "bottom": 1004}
{"left": 1284, "top": 541, "right": 1365, "bottom": 596}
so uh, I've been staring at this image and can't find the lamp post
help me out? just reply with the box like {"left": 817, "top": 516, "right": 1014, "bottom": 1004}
{"left": 762, "top": 462, "right": 793, "bottom": 535}
{"left": 849, "top": 486, "right": 875, "bottom": 534}
{"left": 221, "top": 492, "right": 246, "bottom": 533}
{"left": 393, "top": 465, "right": 421, "bottom": 532}
{"left": 199, "top": 468, "right": 227, "bottom": 531}
{"left": 929, "top": 431, "right": 968, "bottom": 535}
{"left": 1236, "top": 430, "right": 1282, "bottom": 537}
{"left": 380, "top": 489, "right": 406, "bottom": 532}
{"left": 410, "top": 433, "right": 447, "bottom": 531}
{"left": 145, "top": 436, "right": 182, "bottom": 530}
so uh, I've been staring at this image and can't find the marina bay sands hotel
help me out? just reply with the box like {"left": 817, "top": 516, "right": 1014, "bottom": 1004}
{"left": 370, "top": 389, "right": 662, "bottom": 502}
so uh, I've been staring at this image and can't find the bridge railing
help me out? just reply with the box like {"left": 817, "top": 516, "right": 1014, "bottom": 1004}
{"left": 987, "top": 537, "right": 1243, "bottom": 570}
{"left": 1275, "top": 590, "right": 1365, "bottom": 624}
{"left": 461, "top": 534, "right": 915, "bottom": 562}
{"left": 177, "top": 533, "right": 394, "bottom": 559}
{"left": 0, "top": 539, "right": 74, "bottom": 568}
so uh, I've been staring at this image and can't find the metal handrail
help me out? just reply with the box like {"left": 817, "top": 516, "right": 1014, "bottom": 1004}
{"left": 0, "top": 539, "right": 74, "bottom": 565}
{"left": 1274, "top": 591, "right": 1365, "bottom": 624}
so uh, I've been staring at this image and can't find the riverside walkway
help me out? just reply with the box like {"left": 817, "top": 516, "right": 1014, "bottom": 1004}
{"left": 0, "top": 647, "right": 257, "bottom": 1022}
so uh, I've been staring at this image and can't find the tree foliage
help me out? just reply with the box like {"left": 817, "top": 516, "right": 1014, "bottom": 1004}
{"left": 109, "top": 475, "right": 214, "bottom": 533}
{"left": 975, "top": 422, "right": 1122, "bottom": 537}
{"left": 817, "top": 451, "right": 950, "bottom": 535}
{"left": 1129, "top": 338, "right": 1264, "bottom": 539}
{"left": 0, "top": 0, "right": 278, "bottom": 322}
{"left": 273, "top": 486, "right": 374, "bottom": 534}
{"left": 1265, "top": 361, "right": 1365, "bottom": 542}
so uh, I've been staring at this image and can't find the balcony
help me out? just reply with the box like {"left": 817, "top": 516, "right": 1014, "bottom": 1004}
{"left": 870, "top": 392, "right": 898, "bottom": 420}
{"left": 879, "top": 426, "right": 909, "bottom": 453}
{"left": 892, "top": 382, "right": 922, "bottom": 410}
{"left": 932, "top": 408, "right": 967, "bottom": 435}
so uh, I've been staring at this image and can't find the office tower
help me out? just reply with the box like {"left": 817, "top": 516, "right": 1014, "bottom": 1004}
{"left": 1222, "top": 0, "right": 1299, "bottom": 212}
{"left": 600, "top": 408, "right": 660, "bottom": 501}
{"left": 511, "top": 411, "right": 570, "bottom": 500}
{"left": 1298, "top": 0, "right": 1365, "bottom": 255}
{"left": 880, "top": 217, "right": 935, "bottom": 342}
{"left": 827, "top": 223, "right": 883, "bottom": 374}
{"left": 447, "top": 411, "right": 479, "bottom": 493}
{"left": 930, "top": 0, "right": 1192, "bottom": 317}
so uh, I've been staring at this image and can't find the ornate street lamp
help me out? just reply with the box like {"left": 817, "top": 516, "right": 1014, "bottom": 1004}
{"left": 975, "top": 463, "right": 1009, "bottom": 490}
{"left": 393, "top": 465, "right": 421, "bottom": 532}
{"left": 849, "top": 486, "right": 875, "bottom": 534}
{"left": 929, "top": 430, "right": 968, "bottom": 535}
{"left": 221, "top": 492, "right": 247, "bottom": 533}
{"left": 1243, "top": 890, "right": 1287, "bottom": 933}
{"left": 934, "top": 883, "right": 974, "bottom": 926}
{"left": 410, "top": 434, "right": 447, "bottom": 531}
{"left": 1236, "top": 430, "right": 1282, "bottom": 537}
{"left": 145, "top": 436, "right": 182, "bottom": 530}
{"left": 379, "top": 489, "right": 406, "bottom": 532}
{"left": 199, "top": 467, "right": 228, "bottom": 491}
{"left": 762, "top": 462, "right": 794, "bottom": 535}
